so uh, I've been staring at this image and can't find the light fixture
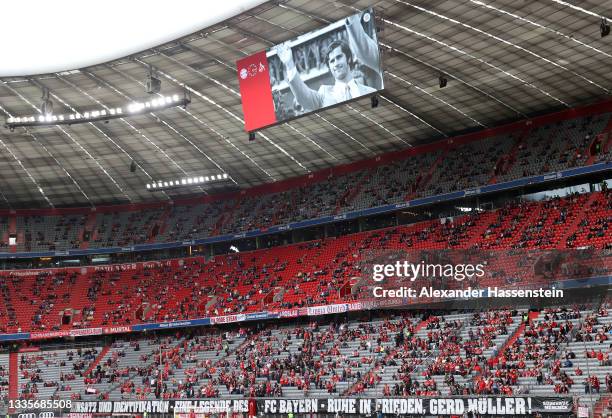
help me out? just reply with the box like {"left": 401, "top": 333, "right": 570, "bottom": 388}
{"left": 146, "top": 172, "right": 230, "bottom": 191}
{"left": 4, "top": 93, "right": 190, "bottom": 129}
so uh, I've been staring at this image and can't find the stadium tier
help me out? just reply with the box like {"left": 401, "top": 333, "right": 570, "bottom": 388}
{"left": 0, "top": 110, "right": 609, "bottom": 253}
{"left": 0, "top": 190, "right": 609, "bottom": 334}
{"left": 5, "top": 307, "right": 612, "bottom": 413}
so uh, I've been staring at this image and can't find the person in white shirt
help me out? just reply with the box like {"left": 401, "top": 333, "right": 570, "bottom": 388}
{"left": 276, "top": 13, "right": 379, "bottom": 112}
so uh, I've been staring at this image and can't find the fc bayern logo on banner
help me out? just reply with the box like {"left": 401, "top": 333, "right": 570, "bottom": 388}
{"left": 239, "top": 62, "right": 267, "bottom": 80}
{"left": 236, "top": 50, "right": 276, "bottom": 132}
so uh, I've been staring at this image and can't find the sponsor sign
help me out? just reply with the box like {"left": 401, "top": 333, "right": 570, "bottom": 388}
{"left": 210, "top": 314, "right": 246, "bottom": 325}
{"left": 307, "top": 303, "right": 348, "bottom": 316}
{"left": 103, "top": 326, "right": 131, "bottom": 334}
{"left": 245, "top": 312, "right": 271, "bottom": 321}
{"left": 69, "top": 328, "right": 103, "bottom": 337}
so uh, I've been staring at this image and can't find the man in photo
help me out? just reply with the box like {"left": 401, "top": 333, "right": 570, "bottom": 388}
{"left": 276, "top": 12, "right": 380, "bottom": 112}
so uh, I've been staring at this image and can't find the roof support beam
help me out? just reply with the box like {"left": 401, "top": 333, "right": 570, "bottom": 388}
{"left": 277, "top": 2, "right": 528, "bottom": 118}
{"left": 82, "top": 70, "right": 199, "bottom": 194}
{"left": 154, "top": 48, "right": 341, "bottom": 163}
{"left": 29, "top": 77, "right": 133, "bottom": 203}
{"left": 394, "top": 0, "right": 609, "bottom": 94}
{"left": 107, "top": 64, "right": 241, "bottom": 186}
{"left": 0, "top": 82, "right": 92, "bottom": 206}
{"left": 140, "top": 57, "right": 310, "bottom": 176}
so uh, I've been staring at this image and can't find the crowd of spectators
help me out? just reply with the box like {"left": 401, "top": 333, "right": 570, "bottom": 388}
{"left": 0, "top": 190, "right": 609, "bottom": 333}
{"left": 7, "top": 306, "right": 612, "bottom": 407}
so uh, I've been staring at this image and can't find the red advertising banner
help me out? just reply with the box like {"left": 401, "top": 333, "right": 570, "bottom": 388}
{"left": 30, "top": 330, "right": 70, "bottom": 340}
{"left": 237, "top": 51, "right": 276, "bottom": 132}
{"left": 70, "top": 328, "right": 103, "bottom": 337}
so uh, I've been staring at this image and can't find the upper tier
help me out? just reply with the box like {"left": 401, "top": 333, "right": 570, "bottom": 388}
{"left": 0, "top": 107, "right": 610, "bottom": 254}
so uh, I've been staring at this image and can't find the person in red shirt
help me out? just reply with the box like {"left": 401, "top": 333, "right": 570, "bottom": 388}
{"left": 248, "top": 397, "right": 257, "bottom": 418}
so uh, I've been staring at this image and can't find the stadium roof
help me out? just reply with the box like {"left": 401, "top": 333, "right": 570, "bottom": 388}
{"left": 0, "top": 0, "right": 610, "bottom": 209}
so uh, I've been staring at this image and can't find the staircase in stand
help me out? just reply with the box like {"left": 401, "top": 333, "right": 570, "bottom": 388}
{"left": 406, "top": 149, "right": 448, "bottom": 200}
{"left": 148, "top": 206, "right": 171, "bottom": 243}
{"left": 84, "top": 345, "right": 111, "bottom": 377}
{"left": 593, "top": 393, "right": 611, "bottom": 418}
{"left": 490, "top": 126, "right": 533, "bottom": 183}
{"left": 491, "top": 311, "right": 540, "bottom": 366}
{"left": 342, "top": 317, "right": 431, "bottom": 396}
{"left": 335, "top": 171, "right": 370, "bottom": 214}
{"left": 8, "top": 213, "right": 16, "bottom": 253}
{"left": 8, "top": 351, "right": 18, "bottom": 406}
{"left": 80, "top": 211, "right": 98, "bottom": 249}
{"left": 560, "top": 193, "right": 600, "bottom": 248}
{"left": 585, "top": 116, "right": 612, "bottom": 165}
{"left": 211, "top": 201, "right": 239, "bottom": 236}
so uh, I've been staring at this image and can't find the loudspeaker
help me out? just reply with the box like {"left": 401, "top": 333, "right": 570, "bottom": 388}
{"left": 371, "top": 95, "right": 379, "bottom": 108}
{"left": 439, "top": 75, "right": 448, "bottom": 88}
{"left": 602, "top": 18, "right": 610, "bottom": 37}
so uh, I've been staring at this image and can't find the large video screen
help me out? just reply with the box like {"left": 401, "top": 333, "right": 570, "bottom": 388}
{"left": 237, "top": 7, "right": 383, "bottom": 132}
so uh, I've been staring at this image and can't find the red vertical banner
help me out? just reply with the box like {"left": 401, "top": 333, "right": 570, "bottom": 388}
{"left": 237, "top": 50, "right": 277, "bottom": 132}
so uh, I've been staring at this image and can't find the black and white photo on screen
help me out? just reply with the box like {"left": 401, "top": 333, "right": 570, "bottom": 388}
{"left": 267, "top": 8, "right": 383, "bottom": 121}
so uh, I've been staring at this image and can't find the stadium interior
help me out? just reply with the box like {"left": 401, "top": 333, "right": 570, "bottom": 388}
{"left": 0, "top": 0, "right": 611, "bottom": 417}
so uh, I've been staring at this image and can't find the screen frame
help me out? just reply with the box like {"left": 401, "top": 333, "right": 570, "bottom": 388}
{"left": 240, "top": 7, "right": 384, "bottom": 133}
